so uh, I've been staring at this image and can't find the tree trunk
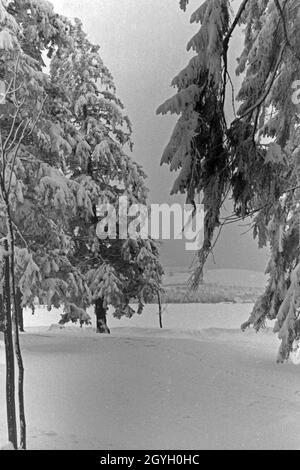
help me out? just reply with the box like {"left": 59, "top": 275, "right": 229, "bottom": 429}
{"left": 157, "top": 291, "right": 163, "bottom": 329}
{"left": 11, "top": 283, "right": 26, "bottom": 449}
{"left": 95, "top": 298, "right": 110, "bottom": 334}
{"left": 3, "top": 240, "right": 18, "bottom": 449}
{"left": 16, "top": 288, "right": 24, "bottom": 333}
{"left": 7, "top": 215, "right": 26, "bottom": 450}
{"left": 0, "top": 293, "right": 4, "bottom": 332}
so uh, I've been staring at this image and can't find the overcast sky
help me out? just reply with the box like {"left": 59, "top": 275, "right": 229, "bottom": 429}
{"left": 50, "top": 0, "right": 269, "bottom": 271}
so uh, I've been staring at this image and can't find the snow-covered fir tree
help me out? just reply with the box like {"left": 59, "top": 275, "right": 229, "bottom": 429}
{"left": 158, "top": 0, "right": 300, "bottom": 362}
{"left": 0, "top": 1, "right": 93, "bottom": 323}
{"left": 0, "top": 0, "right": 100, "bottom": 448}
{"left": 50, "top": 19, "right": 163, "bottom": 332}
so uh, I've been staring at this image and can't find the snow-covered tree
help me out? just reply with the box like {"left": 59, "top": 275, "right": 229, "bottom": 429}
{"left": 157, "top": 0, "right": 232, "bottom": 286}
{"left": 0, "top": 0, "right": 92, "bottom": 449}
{"left": 50, "top": 19, "right": 163, "bottom": 332}
{"left": 158, "top": 0, "right": 300, "bottom": 361}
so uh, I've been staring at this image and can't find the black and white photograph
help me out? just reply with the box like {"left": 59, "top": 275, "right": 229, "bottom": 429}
{"left": 0, "top": 0, "right": 300, "bottom": 454}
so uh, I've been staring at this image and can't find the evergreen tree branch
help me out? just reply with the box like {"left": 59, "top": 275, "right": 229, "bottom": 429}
{"left": 12, "top": 221, "right": 28, "bottom": 249}
{"left": 222, "top": 0, "right": 250, "bottom": 107}
{"left": 7, "top": 119, "right": 29, "bottom": 194}
{"left": 223, "top": 0, "right": 250, "bottom": 47}
{"left": 238, "top": 41, "right": 286, "bottom": 120}
{"left": 6, "top": 118, "right": 25, "bottom": 155}
{"left": 274, "top": 0, "right": 300, "bottom": 62}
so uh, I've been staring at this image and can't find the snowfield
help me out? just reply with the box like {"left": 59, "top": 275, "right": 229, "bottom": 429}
{"left": 1, "top": 303, "right": 300, "bottom": 450}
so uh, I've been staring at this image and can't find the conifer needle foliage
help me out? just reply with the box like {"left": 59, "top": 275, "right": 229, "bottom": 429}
{"left": 0, "top": 0, "right": 163, "bottom": 448}
{"left": 158, "top": 0, "right": 300, "bottom": 362}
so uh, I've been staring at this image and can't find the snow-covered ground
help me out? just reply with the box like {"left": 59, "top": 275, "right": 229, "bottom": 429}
{"left": 1, "top": 303, "right": 300, "bottom": 450}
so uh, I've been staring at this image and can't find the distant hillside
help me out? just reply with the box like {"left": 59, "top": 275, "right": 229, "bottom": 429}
{"left": 160, "top": 268, "right": 267, "bottom": 305}
{"left": 164, "top": 268, "right": 267, "bottom": 288}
